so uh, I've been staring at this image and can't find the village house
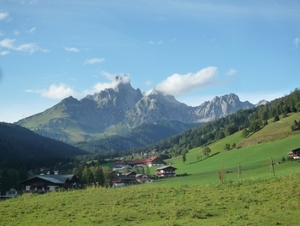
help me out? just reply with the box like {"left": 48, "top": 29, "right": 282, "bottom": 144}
{"left": 156, "top": 166, "right": 177, "bottom": 177}
{"left": 19, "top": 174, "right": 79, "bottom": 193}
{"left": 0, "top": 188, "right": 18, "bottom": 200}
{"left": 288, "top": 147, "right": 300, "bottom": 159}
{"left": 127, "top": 156, "right": 166, "bottom": 167}
{"left": 113, "top": 156, "right": 166, "bottom": 172}
{"left": 111, "top": 175, "right": 137, "bottom": 186}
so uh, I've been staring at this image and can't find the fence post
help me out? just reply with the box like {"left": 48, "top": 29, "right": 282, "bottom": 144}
{"left": 270, "top": 157, "right": 275, "bottom": 178}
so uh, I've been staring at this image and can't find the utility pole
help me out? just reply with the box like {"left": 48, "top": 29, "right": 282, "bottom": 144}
{"left": 237, "top": 163, "right": 242, "bottom": 181}
{"left": 270, "top": 157, "right": 275, "bottom": 178}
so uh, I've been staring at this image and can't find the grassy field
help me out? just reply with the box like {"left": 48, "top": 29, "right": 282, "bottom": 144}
{"left": 1, "top": 174, "right": 300, "bottom": 225}
{"left": 152, "top": 113, "right": 300, "bottom": 186}
{"left": 154, "top": 133, "right": 300, "bottom": 186}
{"left": 1, "top": 113, "right": 300, "bottom": 225}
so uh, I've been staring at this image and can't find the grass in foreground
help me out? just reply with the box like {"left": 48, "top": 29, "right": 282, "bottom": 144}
{"left": 1, "top": 173, "right": 300, "bottom": 226}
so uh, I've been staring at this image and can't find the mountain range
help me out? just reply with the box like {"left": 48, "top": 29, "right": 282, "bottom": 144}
{"left": 16, "top": 75, "right": 261, "bottom": 145}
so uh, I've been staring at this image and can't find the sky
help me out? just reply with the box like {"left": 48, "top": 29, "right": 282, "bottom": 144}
{"left": 0, "top": 0, "right": 300, "bottom": 123}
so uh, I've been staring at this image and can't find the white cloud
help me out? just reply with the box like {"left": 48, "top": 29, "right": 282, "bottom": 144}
{"left": 0, "top": 38, "right": 47, "bottom": 54}
{"left": 149, "top": 40, "right": 163, "bottom": 45}
{"left": 294, "top": 37, "right": 300, "bottom": 48}
{"left": 0, "top": 12, "right": 9, "bottom": 21}
{"left": 84, "top": 73, "right": 130, "bottom": 95}
{"left": 0, "top": 51, "right": 9, "bottom": 56}
{"left": 145, "top": 80, "right": 152, "bottom": 86}
{"left": 226, "top": 69, "right": 237, "bottom": 75}
{"left": 100, "top": 71, "right": 117, "bottom": 80}
{"left": 26, "top": 84, "right": 76, "bottom": 99}
{"left": 28, "top": 27, "right": 36, "bottom": 33}
{"left": 0, "top": 38, "right": 14, "bottom": 49}
{"left": 155, "top": 67, "right": 218, "bottom": 97}
{"left": 65, "top": 47, "right": 79, "bottom": 52}
{"left": 84, "top": 58, "right": 105, "bottom": 65}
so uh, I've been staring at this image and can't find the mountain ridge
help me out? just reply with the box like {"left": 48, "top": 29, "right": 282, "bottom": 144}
{"left": 16, "top": 75, "right": 259, "bottom": 144}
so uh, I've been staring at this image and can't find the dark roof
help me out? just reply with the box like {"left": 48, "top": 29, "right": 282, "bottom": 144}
{"left": 19, "top": 174, "right": 78, "bottom": 185}
{"left": 156, "top": 166, "right": 177, "bottom": 170}
{"left": 290, "top": 147, "right": 300, "bottom": 153}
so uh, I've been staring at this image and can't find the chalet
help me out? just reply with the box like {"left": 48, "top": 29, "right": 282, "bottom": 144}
{"left": 19, "top": 174, "right": 79, "bottom": 193}
{"left": 156, "top": 166, "right": 177, "bottom": 177}
{"left": 127, "top": 156, "right": 166, "bottom": 167}
{"left": 125, "top": 171, "right": 137, "bottom": 177}
{"left": 135, "top": 174, "right": 149, "bottom": 183}
{"left": 288, "top": 147, "right": 300, "bottom": 159}
{"left": 0, "top": 188, "right": 18, "bottom": 200}
{"left": 111, "top": 175, "right": 137, "bottom": 185}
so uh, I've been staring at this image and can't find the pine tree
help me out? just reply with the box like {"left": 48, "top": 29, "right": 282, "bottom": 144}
{"left": 182, "top": 152, "right": 186, "bottom": 164}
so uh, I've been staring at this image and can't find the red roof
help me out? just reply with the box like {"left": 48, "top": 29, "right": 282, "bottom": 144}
{"left": 127, "top": 156, "right": 158, "bottom": 165}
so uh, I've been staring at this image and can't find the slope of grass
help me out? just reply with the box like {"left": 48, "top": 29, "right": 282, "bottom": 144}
{"left": 158, "top": 113, "right": 300, "bottom": 186}
{"left": 1, "top": 174, "right": 300, "bottom": 225}
{"left": 2, "top": 113, "right": 300, "bottom": 225}
{"left": 239, "top": 113, "right": 300, "bottom": 147}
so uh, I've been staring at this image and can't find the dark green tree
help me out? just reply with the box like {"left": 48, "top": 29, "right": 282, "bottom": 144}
{"left": 295, "top": 102, "right": 300, "bottom": 112}
{"left": 216, "top": 131, "right": 225, "bottom": 140}
{"left": 81, "top": 166, "right": 93, "bottom": 184}
{"left": 224, "top": 144, "right": 230, "bottom": 151}
{"left": 202, "top": 147, "right": 211, "bottom": 158}
{"left": 241, "top": 128, "right": 249, "bottom": 138}
{"left": 273, "top": 115, "right": 280, "bottom": 122}
{"left": 93, "top": 166, "right": 104, "bottom": 186}
{"left": 102, "top": 166, "right": 113, "bottom": 187}
{"left": 182, "top": 152, "right": 187, "bottom": 164}
{"left": 291, "top": 120, "right": 300, "bottom": 131}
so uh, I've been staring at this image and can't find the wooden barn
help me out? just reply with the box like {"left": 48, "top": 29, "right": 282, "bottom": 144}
{"left": 156, "top": 166, "right": 177, "bottom": 177}
{"left": 19, "top": 174, "right": 79, "bottom": 193}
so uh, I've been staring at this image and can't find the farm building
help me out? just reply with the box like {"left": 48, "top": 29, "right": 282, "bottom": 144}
{"left": 288, "top": 147, "right": 300, "bottom": 159}
{"left": 126, "top": 156, "right": 166, "bottom": 167}
{"left": 111, "top": 175, "right": 137, "bottom": 185}
{"left": 156, "top": 166, "right": 177, "bottom": 177}
{"left": 0, "top": 188, "right": 18, "bottom": 200}
{"left": 19, "top": 174, "right": 79, "bottom": 193}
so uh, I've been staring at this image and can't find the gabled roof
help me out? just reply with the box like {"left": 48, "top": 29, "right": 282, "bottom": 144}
{"left": 19, "top": 174, "right": 78, "bottom": 185}
{"left": 290, "top": 147, "right": 300, "bottom": 153}
{"left": 156, "top": 166, "right": 177, "bottom": 170}
{"left": 127, "top": 156, "right": 160, "bottom": 165}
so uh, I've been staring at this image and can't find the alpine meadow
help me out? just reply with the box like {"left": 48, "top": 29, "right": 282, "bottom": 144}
{"left": 1, "top": 1, "right": 300, "bottom": 226}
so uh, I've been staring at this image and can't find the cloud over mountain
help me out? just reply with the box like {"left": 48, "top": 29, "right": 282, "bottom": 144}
{"left": 155, "top": 67, "right": 218, "bottom": 97}
{"left": 26, "top": 84, "right": 76, "bottom": 99}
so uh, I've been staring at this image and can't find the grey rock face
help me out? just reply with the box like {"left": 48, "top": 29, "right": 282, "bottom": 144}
{"left": 16, "top": 76, "right": 256, "bottom": 142}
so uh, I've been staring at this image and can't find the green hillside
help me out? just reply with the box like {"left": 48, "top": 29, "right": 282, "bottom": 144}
{"left": 1, "top": 173, "right": 300, "bottom": 225}
{"left": 1, "top": 112, "right": 300, "bottom": 225}
{"left": 155, "top": 112, "right": 300, "bottom": 185}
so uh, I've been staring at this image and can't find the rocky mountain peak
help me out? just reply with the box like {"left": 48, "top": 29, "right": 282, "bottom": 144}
{"left": 148, "top": 89, "right": 185, "bottom": 106}
{"left": 255, "top": 99, "right": 269, "bottom": 107}
{"left": 212, "top": 93, "right": 239, "bottom": 103}
{"left": 16, "top": 76, "right": 257, "bottom": 143}
{"left": 112, "top": 75, "right": 132, "bottom": 92}
{"left": 82, "top": 75, "right": 143, "bottom": 111}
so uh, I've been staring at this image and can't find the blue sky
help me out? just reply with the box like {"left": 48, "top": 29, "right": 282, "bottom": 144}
{"left": 0, "top": 0, "right": 300, "bottom": 123}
